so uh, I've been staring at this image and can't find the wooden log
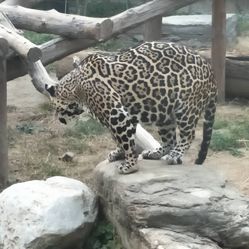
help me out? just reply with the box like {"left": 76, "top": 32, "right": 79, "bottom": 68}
{"left": 0, "top": 36, "right": 8, "bottom": 189}
{"left": 6, "top": 37, "right": 98, "bottom": 81}
{"left": 200, "top": 51, "right": 249, "bottom": 98}
{"left": 212, "top": 0, "right": 226, "bottom": 103}
{"left": 5, "top": 0, "right": 200, "bottom": 81}
{"left": 225, "top": 57, "right": 249, "bottom": 98}
{"left": 0, "top": 12, "right": 23, "bottom": 60}
{"left": 0, "top": 24, "right": 42, "bottom": 62}
{"left": 0, "top": 5, "right": 113, "bottom": 41}
{"left": 143, "top": 16, "right": 162, "bottom": 41}
{"left": 0, "top": 0, "right": 200, "bottom": 41}
{"left": 0, "top": 0, "right": 45, "bottom": 7}
{"left": 39, "top": 37, "right": 97, "bottom": 65}
{"left": 111, "top": 0, "right": 199, "bottom": 34}
{"left": 27, "top": 60, "right": 57, "bottom": 97}
{"left": 0, "top": 12, "right": 21, "bottom": 34}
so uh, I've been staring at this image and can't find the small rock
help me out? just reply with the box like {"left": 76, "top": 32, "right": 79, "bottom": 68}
{"left": 59, "top": 152, "right": 75, "bottom": 162}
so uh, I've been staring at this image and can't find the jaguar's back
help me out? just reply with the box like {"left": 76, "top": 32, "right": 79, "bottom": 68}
{"left": 46, "top": 41, "right": 217, "bottom": 174}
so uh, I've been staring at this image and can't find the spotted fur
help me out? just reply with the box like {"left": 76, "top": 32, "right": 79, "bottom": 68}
{"left": 46, "top": 42, "right": 217, "bottom": 174}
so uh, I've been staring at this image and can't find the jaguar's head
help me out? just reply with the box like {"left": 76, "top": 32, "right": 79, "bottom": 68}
{"left": 45, "top": 84, "right": 84, "bottom": 125}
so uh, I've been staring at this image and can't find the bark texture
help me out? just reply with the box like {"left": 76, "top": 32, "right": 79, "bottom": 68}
{"left": 0, "top": 5, "right": 113, "bottom": 40}
{"left": 0, "top": 24, "right": 41, "bottom": 62}
{"left": 2, "top": 0, "right": 200, "bottom": 81}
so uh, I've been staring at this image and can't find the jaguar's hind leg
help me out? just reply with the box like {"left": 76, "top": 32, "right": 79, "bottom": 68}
{"left": 142, "top": 121, "right": 176, "bottom": 160}
{"left": 165, "top": 110, "right": 199, "bottom": 165}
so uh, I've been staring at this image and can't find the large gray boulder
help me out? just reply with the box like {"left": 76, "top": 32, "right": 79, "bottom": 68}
{"left": 94, "top": 160, "right": 249, "bottom": 249}
{"left": 0, "top": 176, "right": 98, "bottom": 249}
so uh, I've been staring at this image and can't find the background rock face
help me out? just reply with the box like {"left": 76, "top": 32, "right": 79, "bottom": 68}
{"left": 0, "top": 176, "right": 98, "bottom": 249}
{"left": 94, "top": 160, "right": 249, "bottom": 249}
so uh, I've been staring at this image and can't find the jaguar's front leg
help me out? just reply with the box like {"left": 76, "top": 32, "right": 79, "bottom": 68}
{"left": 108, "top": 107, "right": 138, "bottom": 174}
{"left": 108, "top": 147, "right": 125, "bottom": 162}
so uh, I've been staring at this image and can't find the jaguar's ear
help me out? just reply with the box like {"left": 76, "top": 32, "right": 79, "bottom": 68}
{"left": 45, "top": 84, "right": 55, "bottom": 97}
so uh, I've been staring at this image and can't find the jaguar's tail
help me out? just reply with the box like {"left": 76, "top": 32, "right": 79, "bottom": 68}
{"left": 195, "top": 92, "right": 217, "bottom": 165}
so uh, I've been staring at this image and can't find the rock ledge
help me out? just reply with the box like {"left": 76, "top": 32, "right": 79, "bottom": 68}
{"left": 94, "top": 160, "right": 249, "bottom": 249}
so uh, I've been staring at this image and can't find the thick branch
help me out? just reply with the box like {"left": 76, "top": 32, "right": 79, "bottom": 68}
{"left": 0, "top": 0, "right": 45, "bottom": 7}
{"left": 27, "top": 60, "right": 56, "bottom": 96}
{"left": 0, "top": 24, "right": 41, "bottom": 62}
{"left": 0, "top": 12, "right": 20, "bottom": 33}
{"left": 0, "top": 0, "right": 199, "bottom": 41}
{"left": 111, "top": 0, "right": 200, "bottom": 34}
{"left": 40, "top": 37, "right": 97, "bottom": 65}
{"left": 7, "top": 37, "right": 97, "bottom": 80}
{"left": 6, "top": 0, "right": 201, "bottom": 80}
{"left": 0, "top": 5, "right": 113, "bottom": 40}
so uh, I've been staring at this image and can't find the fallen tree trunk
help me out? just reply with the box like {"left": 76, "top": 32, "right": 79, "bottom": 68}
{"left": 94, "top": 160, "right": 249, "bottom": 249}
{"left": 226, "top": 56, "right": 249, "bottom": 98}
{"left": 7, "top": 37, "right": 98, "bottom": 81}
{"left": 0, "top": 12, "right": 21, "bottom": 34}
{"left": 5, "top": 0, "right": 200, "bottom": 81}
{"left": 27, "top": 60, "right": 56, "bottom": 96}
{"left": 0, "top": 24, "right": 41, "bottom": 62}
{"left": 0, "top": 5, "right": 113, "bottom": 40}
{"left": 111, "top": 0, "right": 199, "bottom": 34}
{"left": 200, "top": 51, "right": 249, "bottom": 98}
{"left": 0, "top": 0, "right": 45, "bottom": 7}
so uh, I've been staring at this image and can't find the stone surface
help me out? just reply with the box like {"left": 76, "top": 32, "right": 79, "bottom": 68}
{"left": 161, "top": 14, "right": 237, "bottom": 48}
{"left": 127, "top": 14, "right": 237, "bottom": 49}
{"left": 0, "top": 176, "right": 98, "bottom": 249}
{"left": 94, "top": 160, "right": 249, "bottom": 249}
{"left": 139, "top": 229, "right": 222, "bottom": 249}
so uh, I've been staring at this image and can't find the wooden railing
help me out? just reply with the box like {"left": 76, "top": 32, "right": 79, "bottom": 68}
{"left": 0, "top": 37, "right": 8, "bottom": 189}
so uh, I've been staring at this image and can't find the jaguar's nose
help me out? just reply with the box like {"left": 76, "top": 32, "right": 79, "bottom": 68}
{"left": 59, "top": 117, "right": 67, "bottom": 125}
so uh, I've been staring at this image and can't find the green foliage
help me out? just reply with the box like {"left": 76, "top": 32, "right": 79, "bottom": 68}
{"left": 237, "top": 13, "right": 249, "bottom": 34}
{"left": 8, "top": 126, "right": 19, "bottom": 147}
{"left": 86, "top": 0, "right": 127, "bottom": 17}
{"left": 96, "top": 38, "right": 138, "bottom": 51}
{"left": 23, "top": 31, "right": 57, "bottom": 45}
{"left": 16, "top": 122, "right": 47, "bottom": 135}
{"left": 64, "top": 119, "right": 107, "bottom": 138}
{"left": 38, "top": 102, "right": 54, "bottom": 113}
{"left": 7, "top": 105, "right": 17, "bottom": 113}
{"left": 66, "top": 137, "right": 90, "bottom": 154}
{"left": 211, "top": 130, "right": 237, "bottom": 151}
{"left": 16, "top": 122, "right": 36, "bottom": 135}
{"left": 210, "top": 116, "right": 249, "bottom": 156}
{"left": 85, "top": 219, "right": 123, "bottom": 249}
{"left": 40, "top": 161, "right": 63, "bottom": 177}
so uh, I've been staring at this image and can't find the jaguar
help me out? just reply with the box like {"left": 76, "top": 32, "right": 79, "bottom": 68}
{"left": 45, "top": 41, "right": 217, "bottom": 174}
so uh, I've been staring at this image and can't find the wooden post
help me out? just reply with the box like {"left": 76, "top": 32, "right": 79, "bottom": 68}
{"left": 0, "top": 37, "right": 8, "bottom": 189}
{"left": 211, "top": 0, "right": 226, "bottom": 103}
{"left": 143, "top": 15, "right": 162, "bottom": 41}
